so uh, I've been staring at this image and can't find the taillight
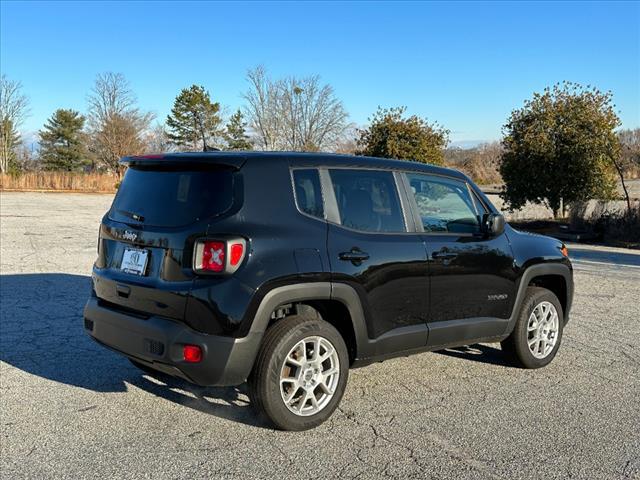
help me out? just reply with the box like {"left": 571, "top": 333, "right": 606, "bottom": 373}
{"left": 193, "top": 238, "right": 247, "bottom": 274}
{"left": 200, "top": 241, "right": 226, "bottom": 272}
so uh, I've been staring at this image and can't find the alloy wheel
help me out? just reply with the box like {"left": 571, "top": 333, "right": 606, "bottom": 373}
{"left": 279, "top": 336, "right": 340, "bottom": 416}
{"left": 527, "top": 301, "right": 560, "bottom": 359}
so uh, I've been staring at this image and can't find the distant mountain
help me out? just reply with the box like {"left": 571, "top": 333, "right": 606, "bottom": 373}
{"left": 449, "top": 139, "right": 492, "bottom": 149}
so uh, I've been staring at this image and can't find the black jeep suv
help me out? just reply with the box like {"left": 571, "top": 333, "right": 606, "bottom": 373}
{"left": 84, "top": 152, "right": 573, "bottom": 430}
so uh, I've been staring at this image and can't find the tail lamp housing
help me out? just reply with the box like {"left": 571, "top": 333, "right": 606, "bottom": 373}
{"left": 193, "top": 238, "right": 247, "bottom": 274}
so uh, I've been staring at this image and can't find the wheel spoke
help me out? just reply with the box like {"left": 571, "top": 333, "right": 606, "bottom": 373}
{"left": 313, "top": 338, "right": 321, "bottom": 361}
{"left": 323, "top": 367, "right": 339, "bottom": 377}
{"left": 287, "top": 353, "right": 303, "bottom": 367}
{"left": 538, "top": 339, "right": 546, "bottom": 355}
{"left": 319, "top": 345, "right": 334, "bottom": 362}
{"left": 309, "top": 392, "right": 319, "bottom": 410}
{"left": 283, "top": 385, "right": 300, "bottom": 404}
{"left": 318, "top": 378, "right": 334, "bottom": 395}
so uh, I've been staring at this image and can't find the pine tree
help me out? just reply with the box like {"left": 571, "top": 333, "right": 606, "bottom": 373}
{"left": 166, "top": 85, "right": 222, "bottom": 151}
{"left": 39, "top": 109, "right": 88, "bottom": 171}
{"left": 224, "top": 110, "right": 253, "bottom": 151}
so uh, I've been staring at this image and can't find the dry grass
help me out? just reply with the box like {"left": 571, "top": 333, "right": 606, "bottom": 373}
{"left": 0, "top": 172, "right": 117, "bottom": 193}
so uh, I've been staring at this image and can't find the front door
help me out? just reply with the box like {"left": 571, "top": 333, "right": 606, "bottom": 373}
{"left": 325, "top": 168, "right": 429, "bottom": 354}
{"left": 404, "top": 172, "right": 517, "bottom": 348}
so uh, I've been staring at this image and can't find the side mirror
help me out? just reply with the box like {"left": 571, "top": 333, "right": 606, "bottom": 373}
{"left": 481, "top": 213, "right": 505, "bottom": 236}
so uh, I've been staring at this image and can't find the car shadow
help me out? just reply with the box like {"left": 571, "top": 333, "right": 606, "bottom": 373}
{"left": 436, "top": 343, "right": 512, "bottom": 367}
{"left": 0, "top": 273, "right": 269, "bottom": 429}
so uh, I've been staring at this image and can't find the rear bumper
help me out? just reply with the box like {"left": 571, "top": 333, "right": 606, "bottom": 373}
{"left": 83, "top": 298, "right": 261, "bottom": 386}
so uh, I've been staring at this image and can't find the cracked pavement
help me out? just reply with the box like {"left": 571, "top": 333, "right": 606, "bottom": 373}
{"left": 1, "top": 192, "right": 639, "bottom": 479}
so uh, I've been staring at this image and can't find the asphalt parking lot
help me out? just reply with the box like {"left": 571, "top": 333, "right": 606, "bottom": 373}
{"left": 1, "top": 192, "right": 639, "bottom": 479}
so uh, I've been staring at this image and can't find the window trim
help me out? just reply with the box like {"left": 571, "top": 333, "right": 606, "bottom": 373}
{"left": 290, "top": 167, "right": 327, "bottom": 223}
{"left": 401, "top": 171, "right": 484, "bottom": 237}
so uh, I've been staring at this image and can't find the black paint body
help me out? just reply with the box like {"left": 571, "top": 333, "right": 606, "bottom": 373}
{"left": 85, "top": 152, "right": 573, "bottom": 386}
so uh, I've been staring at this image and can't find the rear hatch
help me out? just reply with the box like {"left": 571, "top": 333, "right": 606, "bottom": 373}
{"left": 93, "top": 157, "right": 239, "bottom": 321}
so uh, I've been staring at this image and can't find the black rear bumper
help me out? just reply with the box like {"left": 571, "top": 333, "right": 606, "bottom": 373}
{"left": 83, "top": 298, "right": 261, "bottom": 386}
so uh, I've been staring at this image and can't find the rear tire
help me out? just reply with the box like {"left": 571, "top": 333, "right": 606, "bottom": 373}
{"left": 248, "top": 314, "right": 349, "bottom": 431}
{"left": 501, "top": 287, "right": 564, "bottom": 369}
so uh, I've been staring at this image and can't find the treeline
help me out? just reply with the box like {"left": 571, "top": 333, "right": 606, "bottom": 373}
{"left": 1, "top": 73, "right": 639, "bottom": 219}
{"left": 0, "top": 69, "right": 447, "bottom": 179}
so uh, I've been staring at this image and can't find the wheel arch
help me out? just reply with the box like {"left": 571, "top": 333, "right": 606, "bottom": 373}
{"left": 248, "top": 282, "right": 370, "bottom": 365}
{"left": 506, "top": 262, "right": 573, "bottom": 335}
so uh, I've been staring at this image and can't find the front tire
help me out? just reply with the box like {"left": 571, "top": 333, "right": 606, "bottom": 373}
{"left": 501, "top": 286, "right": 564, "bottom": 369}
{"left": 248, "top": 314, "right": 349, "bottom": 431}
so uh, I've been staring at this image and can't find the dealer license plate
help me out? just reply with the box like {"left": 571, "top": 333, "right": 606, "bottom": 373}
{"left": 121, "top": 248, "right": 149, "bottom": 276}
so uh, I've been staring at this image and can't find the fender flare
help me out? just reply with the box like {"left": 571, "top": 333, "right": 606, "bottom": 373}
{"left": 247, "top": 281, "right": 370, "bottom": 358}
{"left": 504, "top": 262, "right": 573, "bottom": 335}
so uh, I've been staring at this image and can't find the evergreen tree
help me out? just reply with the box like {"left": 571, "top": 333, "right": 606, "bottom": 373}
{"left": 39, "top": 109, "right": 88, "bottom": 171}
{"left": 224, "top": 110, "right": 253, "bottom": 151}
{"left": 166, "top": 85, "right": 222, "bottom": 151}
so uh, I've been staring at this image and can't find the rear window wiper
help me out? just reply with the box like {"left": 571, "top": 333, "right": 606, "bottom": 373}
{"left": 117, "top": 209, "right": 145, "bottom": 222}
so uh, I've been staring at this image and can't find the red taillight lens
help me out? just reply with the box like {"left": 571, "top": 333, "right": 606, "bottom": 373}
{"left": 193, "top": 238, "right": 246, "bottom": 274}
{"left": 229, "top": 242, "right": 244, "bottom": 266}
{"left": 183, "top": 345, "right": 202, "bottom": 363}
{"left": 201, "top": 241, "right": 225, "bottom": 272}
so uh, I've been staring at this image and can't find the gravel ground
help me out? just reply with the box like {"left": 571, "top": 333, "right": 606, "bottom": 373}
{"left": 1, "top": 192, "right": 639, "bottom": 480}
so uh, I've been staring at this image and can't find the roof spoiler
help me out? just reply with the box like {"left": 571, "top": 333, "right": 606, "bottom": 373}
{"left": 120, "top": 152, "right": 247, "bottom": 170}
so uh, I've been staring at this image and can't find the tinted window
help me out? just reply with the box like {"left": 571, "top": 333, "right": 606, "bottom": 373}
{"left": 407, "top": 173, "right": 480, "bottom": 234}
{"left": 330, "top": 169, "right": 405, "bottom": 232}
{"left": 109, "top": 166, "right": 234, "bottom": 227}
{"left": 293, "top": 169, "right": 324, "bottom": 219}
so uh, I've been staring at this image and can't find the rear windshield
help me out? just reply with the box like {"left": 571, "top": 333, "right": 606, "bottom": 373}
{"left": 109, "top": 166, "right": 234, "bottom": 227}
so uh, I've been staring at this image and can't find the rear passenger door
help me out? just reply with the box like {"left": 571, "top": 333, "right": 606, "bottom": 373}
{"left": 324, "top": 168, "right": 429, "bottom": 354}
{"left": 403, "top": 172, "right": 517, "bottom": 347}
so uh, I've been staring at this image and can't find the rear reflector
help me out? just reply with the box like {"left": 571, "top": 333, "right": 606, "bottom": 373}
{"left": 183, "top": 345, "right": 202, "bottom": 363}
{"left": 229, "top": 242, "right": 244, "bottom": 266}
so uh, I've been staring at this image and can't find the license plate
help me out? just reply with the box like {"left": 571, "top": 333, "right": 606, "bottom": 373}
{"left": 121, "top": 248, "right": 149, "bottom": 276}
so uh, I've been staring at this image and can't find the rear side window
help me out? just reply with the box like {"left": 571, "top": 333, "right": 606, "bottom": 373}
{"left": 329, "top": 169, "right": 405, "bottom": 233}
{"left": 109, "top": 166, "right": 234, "bottom": 227}
{"left": 293, "top": 169, "right": 324, "bottom": 219}
{"left": 406, "top": 173, "right": 480, "bottom": 234}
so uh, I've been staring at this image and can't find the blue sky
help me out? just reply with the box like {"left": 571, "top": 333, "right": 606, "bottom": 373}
{"left": 1, "top": 0, "right": 638, "bottom": 146}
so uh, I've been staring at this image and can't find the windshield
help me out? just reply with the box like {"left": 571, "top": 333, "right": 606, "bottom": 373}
{"left": 109, "top": 166, "right": 234, "bottom": 227}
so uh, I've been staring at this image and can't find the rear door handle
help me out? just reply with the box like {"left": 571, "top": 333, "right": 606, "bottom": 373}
{"left": 339, "top": 249, "right": 370, "bottom": 264}
{"left": 432, "top": 251, "right": 458, "bottom": 260}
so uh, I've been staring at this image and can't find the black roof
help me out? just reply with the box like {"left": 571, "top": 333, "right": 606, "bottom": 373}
{"left": 121, "top": 151, "right": 468, "bottom": 181}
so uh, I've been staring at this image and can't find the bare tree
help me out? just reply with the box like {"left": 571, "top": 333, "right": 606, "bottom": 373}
{"left": 145, "top": 122, "right": 173, "bottom": 154}
{"left": 243, "top": 66, "right": 280, "bottom": 150}
{"left": 243, "top": 66, "right": 350, "bottom": 151}
{"left": 0, "top": 75, "right": 30, "bottom": 173}
{"left": 87, "top": 72, "right": 154, "bottom": 176}
{"left": 615, "top": 128, "right": 640, "bottom": 211}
